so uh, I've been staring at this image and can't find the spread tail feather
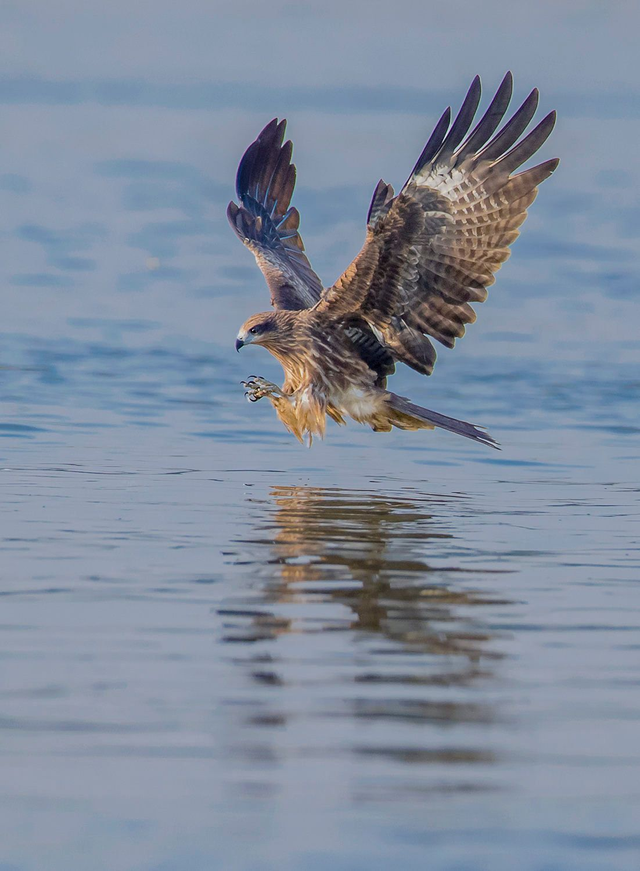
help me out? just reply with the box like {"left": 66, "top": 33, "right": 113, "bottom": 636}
{"left": 386, "top": 392, "right": 500, "bottom": 449}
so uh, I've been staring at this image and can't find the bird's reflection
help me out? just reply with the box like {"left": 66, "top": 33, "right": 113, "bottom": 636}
{"left": 226, "top": 484, "right": 507, "bottom": 664}
{"left": 221, "top": 484, "right": 511, "bottom": 795}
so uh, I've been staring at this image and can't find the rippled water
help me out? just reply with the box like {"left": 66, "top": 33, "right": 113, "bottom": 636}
{"left": 1, "top": 3, "right": 639, "bottom": 870}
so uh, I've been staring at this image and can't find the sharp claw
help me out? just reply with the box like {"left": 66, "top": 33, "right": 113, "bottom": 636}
{"left": 242, "top": 374, "right": 281, "bottom": 404}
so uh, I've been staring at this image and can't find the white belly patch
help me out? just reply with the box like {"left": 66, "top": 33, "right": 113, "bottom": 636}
{"left": 338, "top": 387, "right": 379, "bottom": 421}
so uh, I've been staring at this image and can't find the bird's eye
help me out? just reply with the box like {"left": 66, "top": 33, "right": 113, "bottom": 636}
{"left": 249, "top": 326, "right": 258, "bottom": 334}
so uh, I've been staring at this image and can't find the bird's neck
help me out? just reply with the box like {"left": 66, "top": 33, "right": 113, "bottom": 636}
{"left": 265, "top": 340, "right": 313, "bottom": 392}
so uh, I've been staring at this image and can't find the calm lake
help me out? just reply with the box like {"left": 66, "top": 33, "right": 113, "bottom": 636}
{"left": 1, "top": 3, "right": 639, "bottom": 870}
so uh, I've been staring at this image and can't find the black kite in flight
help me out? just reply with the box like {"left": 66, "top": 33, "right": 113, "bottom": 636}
{"left": 229, "top": 73, "right": 558, "bottom": 448}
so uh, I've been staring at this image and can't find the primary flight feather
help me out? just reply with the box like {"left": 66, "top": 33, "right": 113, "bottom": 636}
{"left": 229, "top": 73, "right": 558, "bottom": 447}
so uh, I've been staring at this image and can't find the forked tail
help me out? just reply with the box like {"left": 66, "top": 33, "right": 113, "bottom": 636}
{"left": 386, "top": 392, "right": 500, "bottom": 449}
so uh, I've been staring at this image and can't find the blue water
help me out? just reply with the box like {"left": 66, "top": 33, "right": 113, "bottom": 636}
{"left": 1, "top": 3, "right": 639, "bottom": 870}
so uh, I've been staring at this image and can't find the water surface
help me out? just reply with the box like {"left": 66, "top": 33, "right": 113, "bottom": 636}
{"left": 0, "top": 3, "right": 639, "bottom": 870}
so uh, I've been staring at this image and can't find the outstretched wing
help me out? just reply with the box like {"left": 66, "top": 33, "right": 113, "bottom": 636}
{"left": 315, "top": 73, "right": 559, "bottom": 375}
{"left": 227, "top": 118, "right": 323, "bottom": 310}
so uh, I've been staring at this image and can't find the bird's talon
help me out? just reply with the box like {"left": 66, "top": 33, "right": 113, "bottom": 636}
{"left": 242, "top": 374, "right": 280, "bottom": 403}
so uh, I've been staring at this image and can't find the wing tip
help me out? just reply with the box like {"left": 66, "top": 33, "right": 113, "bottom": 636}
{"left": 496, "top": 70, "right": 513, "bottom": 100}
{"left": 226, "top": 200, "right": 241, "bottom": 232}
{"left": 367, "top": 178, "right": 395, "bottom": 226}
{"left": 258, "top": 117, "right": 286, "bottom": 141}
{"left": 409, "top": 106, "right": 452, "bottom": 179}
{"left": 235, "top": 117, "right": 291, "bottom": 202}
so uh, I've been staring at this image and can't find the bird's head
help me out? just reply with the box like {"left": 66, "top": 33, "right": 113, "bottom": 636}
{"left": 235, "top": 311, "right": 281, "bottom": 352}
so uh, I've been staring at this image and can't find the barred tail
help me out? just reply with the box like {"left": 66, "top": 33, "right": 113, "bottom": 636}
{"left": 386, "top": 392, "right": 500, "bottom": 449}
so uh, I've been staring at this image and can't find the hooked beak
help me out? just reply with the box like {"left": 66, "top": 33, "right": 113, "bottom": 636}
{"left": 235, "top": 337, "right": 244, "bottom": 352}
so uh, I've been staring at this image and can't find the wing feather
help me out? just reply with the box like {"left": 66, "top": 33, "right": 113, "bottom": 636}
{"left": 315, "top": 74, "right": 558, "bottom": 375}
{"left": 409, "top": 108, "right": 452, "bottom": 179}
{"left": 227, "top": 119, "right": 323, "bottom": 310}
{"left": 455, "top": 72, "right": 513, "bottom": 160}
{"left": 437, "top": 75, "right": 482, "bottom": 162}
{"left": 477, "top": 89, "right": 539, "bottom": 163}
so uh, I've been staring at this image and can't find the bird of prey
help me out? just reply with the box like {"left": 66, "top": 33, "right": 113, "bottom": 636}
{"left": 229, "top": 73, "right": 558, "bottom": 448}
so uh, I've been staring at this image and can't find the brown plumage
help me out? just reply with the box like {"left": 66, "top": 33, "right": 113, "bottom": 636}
{"left": 230, "top": 73, "right": 558, "bottom": 448}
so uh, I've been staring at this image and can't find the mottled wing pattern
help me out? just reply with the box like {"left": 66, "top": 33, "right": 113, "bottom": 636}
{"left": 316, "top": 73, "right": 559, "bottom": 375}
{"left": 227, "top": 119, "right": 323, "bottom": 310}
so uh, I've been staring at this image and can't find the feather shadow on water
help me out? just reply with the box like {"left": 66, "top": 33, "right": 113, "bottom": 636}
{"left": 219, "top": 485, "right": 516, "bottom": 774}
